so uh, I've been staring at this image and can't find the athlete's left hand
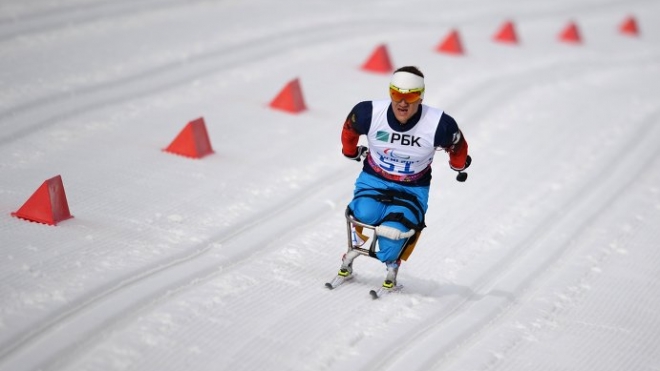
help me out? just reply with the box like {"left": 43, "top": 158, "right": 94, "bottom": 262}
{"left": 454, "top": 155, "right": 471, "bottom": 182}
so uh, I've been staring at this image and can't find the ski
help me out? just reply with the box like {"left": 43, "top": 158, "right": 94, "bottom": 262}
{"left": 324, "top": 274, "right": 354, "bottom": 290}
{"left": 369, "top": 284, "right": 403, "bottom": 299}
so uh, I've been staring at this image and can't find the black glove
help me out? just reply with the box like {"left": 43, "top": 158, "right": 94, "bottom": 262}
{"left": 344, "top": 146, "right": 368, "bottom": 162}
{"left": 455, "top": 155, "right": 471, "bottom": 182}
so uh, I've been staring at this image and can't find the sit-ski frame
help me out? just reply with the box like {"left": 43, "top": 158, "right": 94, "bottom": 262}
{"left": 344, "top": 208, "right": 416, "bottom": 260}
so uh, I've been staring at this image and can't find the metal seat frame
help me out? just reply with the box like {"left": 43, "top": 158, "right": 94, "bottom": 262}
{"left": 344, "top": 208, "right": 415, "bottom": 261}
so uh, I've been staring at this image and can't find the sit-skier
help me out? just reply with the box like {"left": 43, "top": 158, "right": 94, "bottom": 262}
{"left": 337, "top": 65, "right": 471, "bottom": 289}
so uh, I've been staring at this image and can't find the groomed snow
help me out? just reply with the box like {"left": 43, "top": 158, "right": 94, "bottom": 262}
{"left": 1, "top": 0, "right": 660, "bottom": 370}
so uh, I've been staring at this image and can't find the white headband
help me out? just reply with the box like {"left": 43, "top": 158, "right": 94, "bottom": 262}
{"left": 390, "top": 71, "right": 425, "bottom": 93}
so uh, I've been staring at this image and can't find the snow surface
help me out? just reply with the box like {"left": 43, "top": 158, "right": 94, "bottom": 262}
{"left": 2, "top": 0, "right": 660, "bottom": 370}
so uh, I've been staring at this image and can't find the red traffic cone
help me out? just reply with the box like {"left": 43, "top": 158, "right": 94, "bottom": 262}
{"left": 361, "top": 44, "right": 393, "bottom": 74}
{"left": 619, "top": 16, "right": 639, "bottom": 36}
{"left": 11, "top": 175, "right": 73, "bottom": 226}
{"left": 494, "top": 20, "right": 518, "bottom": 44}
{"left": 559, "top": 21, "right": 581, "bottom": 43}
{"left": 436, "top": 29, "right": 464, "bottom": 55}
{"left": 164, "top": 117, "right": 214, "bottom": 159}
{"left": 269, "top": 78, "right": 307, "bottom": 114}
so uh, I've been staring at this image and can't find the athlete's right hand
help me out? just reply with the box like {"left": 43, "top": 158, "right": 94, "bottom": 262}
{"left": 344, "top": 146, "right": 368, "bottom": 162}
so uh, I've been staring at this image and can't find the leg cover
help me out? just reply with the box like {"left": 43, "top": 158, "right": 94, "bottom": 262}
{"left": 399, "top": 231, "right": 422, "bottom": 261}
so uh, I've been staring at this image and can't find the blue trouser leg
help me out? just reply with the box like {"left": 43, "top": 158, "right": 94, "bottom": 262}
{"left": 348, "top": 173, "right": 429, "bottom": 263}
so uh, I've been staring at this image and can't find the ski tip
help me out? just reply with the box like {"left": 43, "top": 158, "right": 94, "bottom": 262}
{"left": 325, "top": 282, "right": 334, "bottom": 290}
{"left": 369, "top": 290, "right": 379, "bottom": 299}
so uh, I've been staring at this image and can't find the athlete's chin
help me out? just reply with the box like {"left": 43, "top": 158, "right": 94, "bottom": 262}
{"left": 394, "top": 112, "right": 411, "bottom": 122}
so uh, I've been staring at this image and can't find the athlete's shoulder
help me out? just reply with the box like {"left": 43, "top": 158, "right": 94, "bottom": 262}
{"left": 349, "top": 101, "right": 373, "bottom": 120}
{"left": 434, "top": 111, "right": 460, "bottom": 148}
{"left": 438, "top": 111, "right": 458, "bottom": 130}
{"left": 351, "top": 100, "right": 372, "bottom": 113}
{"left": 347, "top": 101, "right": 374, "bottom": 134}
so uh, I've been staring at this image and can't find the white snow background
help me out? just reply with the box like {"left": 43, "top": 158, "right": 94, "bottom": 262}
{"left": 1, "top": 0, "right": 660, "bottom": 370}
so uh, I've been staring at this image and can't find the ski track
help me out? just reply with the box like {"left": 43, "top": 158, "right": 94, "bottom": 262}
{"left": 444, "top": 141, "right": 660, "bottom": 371}
{"left": 0, "top": 165, "right": 358, "bottom": 371}
{"left": 0, "top": 8, "right": 408, "bottom": 355}
{"left": 325, "top": 52, "right": 660, "bottom": 371}
{"left": 0, "top": 1, "right": 423, "bottom": 367}
{"left": 0, "top": 0, "right": 189, "bottom": 41}
{"left": 1, "top": 0, "right": 659, "bottom": 370}
{"left": 384, "top": 107, "right": 660, "bottom": 371}
{"left": 55, "top": 46, "right": 660, "bottom": 371}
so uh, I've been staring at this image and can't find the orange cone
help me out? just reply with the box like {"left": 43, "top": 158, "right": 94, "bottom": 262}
{"left": 494, "top": 21, "right": 518, "bottom": 44}
{"left": 361, "top": 44, "right": 393, "bottom": 74}
{"left": 559, "top": 21, "right": 581, "bottom": 43}
{"left": 11, "top": 175, "right": 73, "bottom": 226}
{"left": 436, "top": 29, "right": 464, "bottom": 55}
{"left": 164, "top": 117, "right": 214, "bottom": 159}
{"left": 619, "top": 16, "right": 639, "bottom": 36}
{"left": 269, "top": 78, "right": 307, "bottom": 114}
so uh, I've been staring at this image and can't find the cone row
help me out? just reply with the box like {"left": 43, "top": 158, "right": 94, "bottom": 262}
{"left": 10, "top": 15, "right": 640, "bottom": 226}
{"left": 267, "top": 15, "right": 639, "bottom": 115}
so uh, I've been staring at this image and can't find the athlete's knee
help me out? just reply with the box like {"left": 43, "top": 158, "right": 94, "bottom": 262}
{"left": 349, "top": 200, "right": 382, "bottom": 225}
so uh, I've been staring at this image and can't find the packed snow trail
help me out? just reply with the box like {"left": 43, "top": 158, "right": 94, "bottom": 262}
{"left": 1, "top": 0, "right": 660, "bottom": 371}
